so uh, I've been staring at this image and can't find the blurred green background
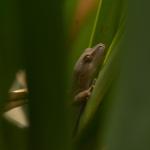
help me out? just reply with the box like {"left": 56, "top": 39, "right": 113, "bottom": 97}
{"left": 1, "top": 0, "right": 150, "bottom": 150}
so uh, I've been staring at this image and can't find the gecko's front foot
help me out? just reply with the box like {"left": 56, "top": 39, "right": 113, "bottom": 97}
{"left": 73, "top": 82, "right": 96, "bottom": 105}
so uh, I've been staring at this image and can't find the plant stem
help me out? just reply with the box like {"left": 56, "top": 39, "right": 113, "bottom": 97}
{"left": 89, "top": 0, "right": 103, "bottom": 47}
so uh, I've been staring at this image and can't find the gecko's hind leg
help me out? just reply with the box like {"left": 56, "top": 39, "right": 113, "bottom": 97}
{"left": 73, "top": 79, "right": 97, "bottom": 105}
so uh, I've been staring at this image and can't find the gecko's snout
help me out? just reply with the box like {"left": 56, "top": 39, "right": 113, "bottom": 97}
{"left": 91, "top": 43, "right": 105, "bottom": 57}
{"left": 97, "top": 43, "right": 105, "bottom": 49}
{"left": 93, "top": 43, "right": 105, "bottom": 55}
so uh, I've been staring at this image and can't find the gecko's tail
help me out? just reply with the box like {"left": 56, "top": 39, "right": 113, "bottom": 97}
{"left": 73, "top": 102, "right": 86, "bottom": 137}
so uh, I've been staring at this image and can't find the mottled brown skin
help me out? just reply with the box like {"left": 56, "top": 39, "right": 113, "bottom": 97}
{"left": 72, "top": 43, "right": 105, "bottom": 134}
{"left": 73, "top": 43, "right": 105, "bottom": 104}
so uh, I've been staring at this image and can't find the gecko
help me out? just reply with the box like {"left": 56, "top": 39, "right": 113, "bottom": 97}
{"left": 72, "top": 43, "right": 105, "bottom": 134}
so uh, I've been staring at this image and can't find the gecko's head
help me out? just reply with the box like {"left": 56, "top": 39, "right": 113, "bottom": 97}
{"left": 80, "top": 43, "right": 105, "bottom": 73}
{"left": 73, "top": 43, "right": 105, "bottom": 91}
{"left": 83, "top": 43, "right": 105, "bottom": 64}
{"left": 82, "top": 43, "right": 105, "bottom": 79}
{"left": 74, "top": 43, "right": 105, "bottom": 80}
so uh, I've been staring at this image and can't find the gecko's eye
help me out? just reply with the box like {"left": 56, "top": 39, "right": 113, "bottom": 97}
{"left": 83, "top": 54, "right": 92, "bottom": 62}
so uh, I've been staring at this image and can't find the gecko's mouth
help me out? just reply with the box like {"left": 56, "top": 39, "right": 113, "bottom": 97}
{"left": 91, "top": 43, "right": 105, "bottom": 58}
{"left": 96, "top": 43, "right": 105, "bottom": 49}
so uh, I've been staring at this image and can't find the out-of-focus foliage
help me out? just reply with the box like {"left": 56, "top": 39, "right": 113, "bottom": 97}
{"left": 0, "top": 0, "right": 71, "bottom": 150}
{"left": 98, "top": 1, "right": 150, "bottom": 150}
{"left": 2, "top": 0, "right": 150, "bottom": 150}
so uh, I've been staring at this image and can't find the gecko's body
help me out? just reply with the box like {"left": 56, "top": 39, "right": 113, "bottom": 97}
{"left": 72, "top": 43, "right": 105, "bottom": 134}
